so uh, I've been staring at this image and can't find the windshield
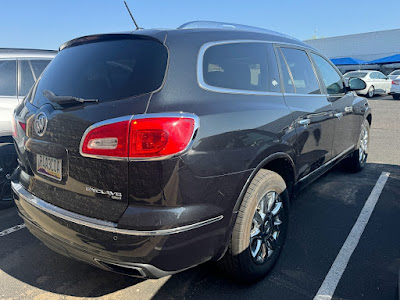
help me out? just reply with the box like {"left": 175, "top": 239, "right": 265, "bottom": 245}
{"left": 389, "top": 70, "right": 400, "bottom": 76}
{"left": 29, "top": 37, "right": 168, "bottom": 107}
{"left": 344, "top": 72, "right": 367, "bottom": 78}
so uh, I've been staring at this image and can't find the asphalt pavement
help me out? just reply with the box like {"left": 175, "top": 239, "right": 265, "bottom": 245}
{"left": 0, "top": 94, "right": 399, "bottom": 300}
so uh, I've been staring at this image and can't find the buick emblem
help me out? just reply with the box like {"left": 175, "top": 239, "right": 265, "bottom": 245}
{"left": 34, "top": 112, "right": 48, "bottom": 136}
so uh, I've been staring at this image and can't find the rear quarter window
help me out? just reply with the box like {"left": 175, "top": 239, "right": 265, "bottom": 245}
{"left": 201, "top": 42, "right": 269, "bottom": 92}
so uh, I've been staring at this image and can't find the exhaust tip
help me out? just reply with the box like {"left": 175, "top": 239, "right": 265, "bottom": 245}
{"left": 94, "top": 259, "right": 147, "bottom": 278}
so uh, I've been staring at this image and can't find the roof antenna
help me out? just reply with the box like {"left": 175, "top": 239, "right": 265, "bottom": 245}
{"left": 123, "top": 1, "right": 141, "bottom": 30}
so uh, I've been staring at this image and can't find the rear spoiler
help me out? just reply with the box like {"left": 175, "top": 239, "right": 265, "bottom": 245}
{"left": 59, "top": 30, "right": 167, "bottom": 51}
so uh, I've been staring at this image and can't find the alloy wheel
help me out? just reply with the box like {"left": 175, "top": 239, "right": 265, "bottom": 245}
{"left": 250, "top": 191, "right": 283, "bottom": 264}
{"left": 358, "top": 122, "right": 368, "bottom": 163}
{"left": 0, "top": 152, "right": 18, "bottom": 201}
{"left": 368, "top": 87, "right": 374, "bottom": 98}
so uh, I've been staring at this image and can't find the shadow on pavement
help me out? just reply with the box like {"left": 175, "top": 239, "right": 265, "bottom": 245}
{"left": 0, "top": 163, "right": 398, "bottom": 299}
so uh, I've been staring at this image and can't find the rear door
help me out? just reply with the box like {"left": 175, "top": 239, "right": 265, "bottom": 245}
{"left": 276, "top": 46, "right": 335, "bottom": 179}
{"left": 376, "top": 72, "right": 391, "bottom": 92}
{"left": 14, "top": 35, "right": 168, "bottom": 222}
{"left": 370, "top": 72, "right": 383, "bottom": 93}
{"left": 0, "top": 59, "right": 17, "bottom": 136}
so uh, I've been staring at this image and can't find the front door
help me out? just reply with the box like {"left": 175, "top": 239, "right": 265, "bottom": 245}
{"left": 276, "top": 46, "right": 335, "bottom": 179}
{"left": 310, "top": 53, "right": 360, "bottom": 157}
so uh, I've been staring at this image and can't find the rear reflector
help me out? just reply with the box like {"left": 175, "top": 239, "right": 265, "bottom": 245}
{"left": 80, "top": 114, "right": 198, "bottom": 160}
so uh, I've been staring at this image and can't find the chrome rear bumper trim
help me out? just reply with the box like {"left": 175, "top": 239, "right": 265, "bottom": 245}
{"left": 11, "top": 181, "right": 223, "bottom": 236}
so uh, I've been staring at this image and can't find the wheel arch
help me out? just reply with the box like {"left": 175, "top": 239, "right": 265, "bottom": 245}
{"left": 232, "top": 152, "right": 296, "bottom": 213}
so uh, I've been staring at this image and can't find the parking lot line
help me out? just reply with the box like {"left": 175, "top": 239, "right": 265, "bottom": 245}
{"left": 0, "top": 223, "right": 26, "bottom": 237}
{"left": 313, "top": 171, "right": 390, "bottom": 300}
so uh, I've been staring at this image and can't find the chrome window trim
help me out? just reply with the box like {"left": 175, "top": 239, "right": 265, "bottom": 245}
{"left": 283, "top": 93, "right": 327, "bottom": 97}
{"left": 79, "top": 112, "right": 200, "bottom": 162}
{"left": 198, "top": 40, "right": 300, "bottom": 96}
{"left": 196, "top": 39, "right": 318, "bottom": 96}
{"left": 12, "top": 181, "right": 223, "bottom": 236}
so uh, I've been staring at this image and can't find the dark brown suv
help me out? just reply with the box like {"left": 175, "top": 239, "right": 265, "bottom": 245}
{"left": 11, "top": 21, "right": 370, "bottom": 282}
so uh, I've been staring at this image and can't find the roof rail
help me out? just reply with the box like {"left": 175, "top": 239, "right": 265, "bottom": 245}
{"left": 178, "top": 20, "right": 294, "bottom": 39}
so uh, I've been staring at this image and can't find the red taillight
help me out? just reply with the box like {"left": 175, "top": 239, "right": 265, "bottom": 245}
{"left": 19, "top": 121, "right": 26, "bottom": 132}
{"left": 81, "top": 121, "right": 130, "bottom": 158}
{"left": 392, "top": 80, "right": 400, "bottom": 85}
{"left": 80, "top": 114, "right": 197, "bottom": 160}
{"left": 11, "top": 114, "right": 25, "bottom": 138}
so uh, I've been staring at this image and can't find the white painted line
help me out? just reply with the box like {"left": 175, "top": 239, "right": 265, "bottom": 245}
{"left": 0, "top": 223, "right": 26, "bottom": 237}
{"left": 314, "top": 171, "right": 390, "bottom": 300}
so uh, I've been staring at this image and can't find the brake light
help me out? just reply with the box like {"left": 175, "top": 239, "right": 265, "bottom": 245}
{"left": 80, "top": 114, "right": 198, "bottom": 160}
{"left": 392, "top": 80, "right": 400, "bottom": 85}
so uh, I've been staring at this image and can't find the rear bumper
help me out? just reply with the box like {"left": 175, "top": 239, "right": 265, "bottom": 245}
{"left": 12, "top": 181, "right": 231, "bottom": 278}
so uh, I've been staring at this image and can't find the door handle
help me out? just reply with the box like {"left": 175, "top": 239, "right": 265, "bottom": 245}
{"left": 297, "top": 119, "right": 311, "bottom": 126}
{"left": 344, "top": 106, "right": 353, "bottom": 113}
{"left": 334, "top": 112, "right": 343, "bottom": 119}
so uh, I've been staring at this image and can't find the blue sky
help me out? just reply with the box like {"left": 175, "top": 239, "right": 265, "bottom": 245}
{"left": 1, "top": 0, "right": 400, "bottom": 50}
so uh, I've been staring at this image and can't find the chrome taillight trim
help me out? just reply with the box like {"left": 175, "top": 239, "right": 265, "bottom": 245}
{"left": 79, "top": 112, "right": 200, "bottom": 161}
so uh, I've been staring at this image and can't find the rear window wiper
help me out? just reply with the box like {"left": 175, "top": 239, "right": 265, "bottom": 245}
{"left": 42, "top": 89, "right": 99, "bottom": 104}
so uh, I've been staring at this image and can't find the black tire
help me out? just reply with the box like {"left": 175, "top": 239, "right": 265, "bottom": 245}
{"left": 0, "top": 143, "right": 18, "bottom": 205}
{"left": 367, "top": 86, "right": 375, "bottom": 98}
{"left": 393, "top": 94, "right": 400, "bottom": 100}
{"left": 342, "top": 119, "right": 369, "bottom": 172}
{"left": 219, "top": 169, "right": 289, "bottom": 283}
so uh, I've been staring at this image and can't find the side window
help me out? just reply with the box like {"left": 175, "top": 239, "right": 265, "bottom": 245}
{"left": 31, "top": 60, "right": 51, "bottom": 78}
{"left": 377, "top": 72, "right": 386, "bottom": 79}
{"left": 311, "top": 53, "right": 345, "bottom": 94}
{"left": 19, "top": 60, "right": 51, "bottom": 96}
{"left": 370, "top": 72, "right": 378, "bottom": 79}
{"left": 276, "top": 49, "right": 295, "bottom": 93}
{"left": 202, "top": 43, "right": 268, "bottom": 92}
{"left": 280, "top": 47, "right": 321, "bottom": 94}
{"left": 0, "top": 60, "right": 17, "bottom": 97}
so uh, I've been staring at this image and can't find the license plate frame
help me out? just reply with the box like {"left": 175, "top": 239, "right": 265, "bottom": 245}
{"left": 36, "top": 154, "right": 62, "bottom": 181}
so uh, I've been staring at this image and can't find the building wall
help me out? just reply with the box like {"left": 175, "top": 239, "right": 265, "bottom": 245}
{"left": 304, "top": 29, "right": 400, "bottom": 61}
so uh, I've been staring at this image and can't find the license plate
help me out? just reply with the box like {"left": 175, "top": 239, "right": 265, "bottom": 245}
{"left": 36, "top": 154, "right": 62, "bottom": 181}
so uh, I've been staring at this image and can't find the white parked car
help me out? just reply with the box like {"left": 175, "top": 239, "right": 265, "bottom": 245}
{"left": 387, "top": 69, "right": 400, "bottom": 80}
{"left": 343, "top": 70, "right": 391, "bottom": 97}
{"left": 0, "top": 48, "right": 56, "bottom": 204}
{"left": 389, "top": 78, "right": 400, "bottom": 100}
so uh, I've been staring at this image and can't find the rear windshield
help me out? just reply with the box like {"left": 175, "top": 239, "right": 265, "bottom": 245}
{"left": 30, "top": 38, "right": 168, "bottom": 106}
{"left": 343, "top": 72, "right": 367, "bottom": 78}
{"left": 390, "top": 70, "right": 400, "bottom": 76}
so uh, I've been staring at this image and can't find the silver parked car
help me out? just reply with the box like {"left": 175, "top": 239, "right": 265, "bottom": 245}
{"left": 387, "top": 69, "right": 400, "bottom": 80}
{"left": 343, "top": 70, "right": 391, "bottom": 97}
{"left": 0, "top": 48, "right": 56, "bottom": 204}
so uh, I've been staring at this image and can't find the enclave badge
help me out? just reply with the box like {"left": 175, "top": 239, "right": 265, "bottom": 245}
{"left": 86, "top": 186, "right": 123, "bottom": 200}
{"left": 34, "top": 112, "right": 48, "bottom": 136}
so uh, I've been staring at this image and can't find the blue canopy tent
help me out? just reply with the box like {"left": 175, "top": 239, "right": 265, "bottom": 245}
{"left": 367, "top": 54, "right": 400, "bottom": 64}
{"left": 330, "top": 57, "right": 367, "bottom": 65}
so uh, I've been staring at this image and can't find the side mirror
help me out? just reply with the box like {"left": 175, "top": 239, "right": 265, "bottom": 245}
{"left": 348, "top": 77, "right": 366, "bottom": 91}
